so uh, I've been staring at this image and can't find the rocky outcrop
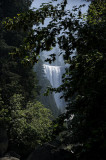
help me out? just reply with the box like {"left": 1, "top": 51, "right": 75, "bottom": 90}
{"left": 27, "top": 143, "right": 75, "bottom": 160}
{"left": 0, "top": 128, "right": 8, "bottom": 157}
{"left": 0, "top": 156, "right": 19, "bottom": 160}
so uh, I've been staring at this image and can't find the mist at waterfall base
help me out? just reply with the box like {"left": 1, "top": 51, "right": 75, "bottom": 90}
{"left": 32, "top": 0, "right": 90, "bottom": 113}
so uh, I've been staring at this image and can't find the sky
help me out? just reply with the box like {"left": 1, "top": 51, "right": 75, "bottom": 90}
{"left": 31, "top": 0, "right": 91, "bottom": 64}
{"left": 31, "top": 0, "right": 91, "bottom": 12}
{"left": 31, "top": 0, "right": 91, "bottom": 27}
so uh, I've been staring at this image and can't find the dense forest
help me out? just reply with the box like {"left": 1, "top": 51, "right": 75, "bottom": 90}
{"left": 0, "top": 0, "right": 106, "bottom": 160}
{"left": 0, "top": 0, "right": 53, "bottom": 158}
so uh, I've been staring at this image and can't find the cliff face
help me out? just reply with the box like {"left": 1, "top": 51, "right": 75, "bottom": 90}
{"left": 33, "top": 60, "right": 60, "bottom": 117}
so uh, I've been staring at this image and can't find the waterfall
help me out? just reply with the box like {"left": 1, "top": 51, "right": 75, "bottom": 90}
{"left": 32, "top": 0, "right": 91, "bottom": 112}
{"left": 40, "top": 45, "right": 66, "bottom": 112}
{"left": 43, "top": 65, "right": 64, "bottom": 88}
{"left": 43, "top": 64, "right": 65, "bottom": 111}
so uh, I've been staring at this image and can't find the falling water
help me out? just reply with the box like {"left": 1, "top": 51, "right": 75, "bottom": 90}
{"left": 32, "top": 0, "right": 91, "bottom": 112}
{"left": 43, "top": 64, "right": 65, "bottom": 111}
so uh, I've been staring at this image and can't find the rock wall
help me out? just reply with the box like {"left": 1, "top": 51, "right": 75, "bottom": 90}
{"left": 33, "top": 60, "right": 60, "bottom": 117}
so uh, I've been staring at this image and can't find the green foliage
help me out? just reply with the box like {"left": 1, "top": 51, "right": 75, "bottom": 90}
{"left": 57, "top": 1, "right": 106, "bottom": 159}
{"left": 0, "top": 0, "right": 37, "bottom": 110}
{"left": 2, "top": 0, "right": 106, "bottom": 159}
{"left": 6, "top": 94, "right": 52, "bottom": 156}
{"left": 3, "top": 0, "right": 70, "bottom": 64}
{"left": 60, "top": 51, "right": 106, "bottom": 159}
{"left": 0, "top": 0, "right": 33, "bottom": 19}
{"left": 87, "top": 0, "right": 106, "bottom": 24}
{"left": 0, "top": 0, "right": 52, "bottom": 158}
